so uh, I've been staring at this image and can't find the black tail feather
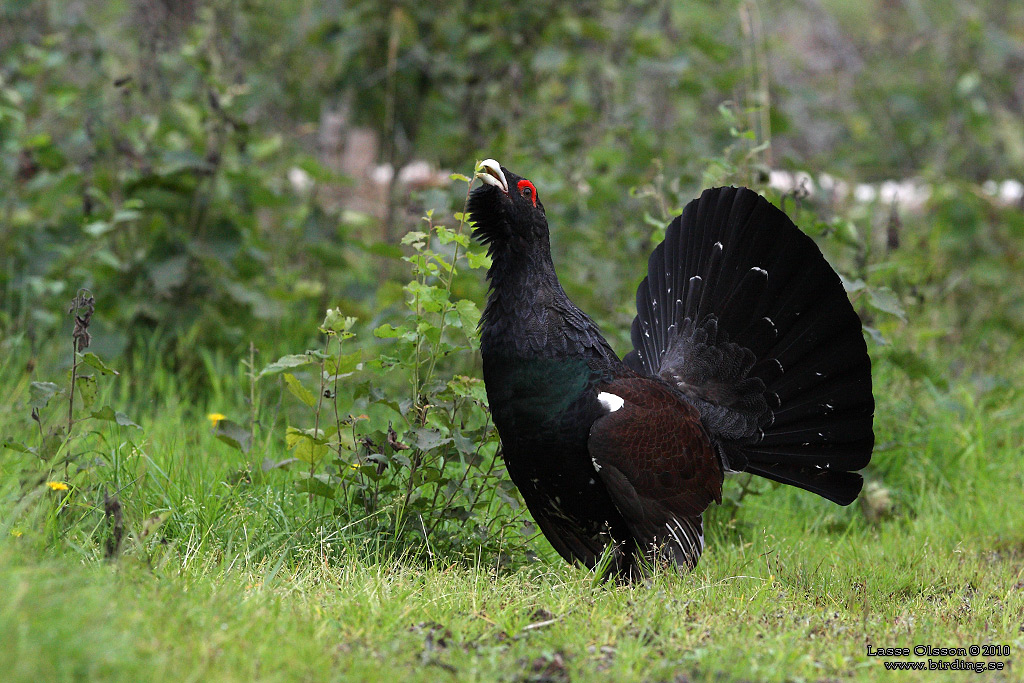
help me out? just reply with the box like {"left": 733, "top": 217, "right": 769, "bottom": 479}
{"left": 744, "top": 464, "right": 864, "bottom": 506}
{"left": 623, "top": 187, "right": 874, "bottom": 506}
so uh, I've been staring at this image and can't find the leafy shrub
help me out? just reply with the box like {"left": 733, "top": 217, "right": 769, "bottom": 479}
{"left": 0, "top": 11, "right": 373, "bottom": 381}
{"left": 243, "top": 173, "right": 530, "bottom": 561}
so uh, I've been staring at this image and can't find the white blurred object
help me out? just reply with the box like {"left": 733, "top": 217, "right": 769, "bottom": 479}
{"left": 768, "top": 170, "right": 795, "bottom": 194}
{"left": 288, "top": 167, "right": 314, "bottom": 194}
{"left": 853, "top": 184, "right": 877, "bottom": 203}
{"left": 999, "top": 180, "right": 1024, "bottom": 205}
{"left": 370, "top": 163, "right": 394, "bottom": 185}
{"left": 397, "top": 160, "right": 433, "bottom": 185}
{"left": 370, "top": 160, "right": 450, "bottom": 189}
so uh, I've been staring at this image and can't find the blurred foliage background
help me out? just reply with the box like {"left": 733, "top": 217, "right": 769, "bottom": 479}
{"left": 2, "top": 0, "right": 1024, "bottom": 560}
{"left": 4, "top": 0, "right": 1023, "bottom": 375}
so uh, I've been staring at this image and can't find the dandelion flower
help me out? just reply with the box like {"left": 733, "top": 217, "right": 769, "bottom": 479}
{"left": 47, "top": 481, "right": 69, "bottom": 491}
{"left": 207, "top": 412, "right": 227, "bottom": 428}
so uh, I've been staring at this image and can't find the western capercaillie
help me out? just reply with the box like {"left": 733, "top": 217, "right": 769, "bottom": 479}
{"left": 468, "top": 159, "right": 874, "bottom": 578}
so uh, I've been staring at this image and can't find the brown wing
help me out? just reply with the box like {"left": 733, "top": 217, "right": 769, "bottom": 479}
{"left": 587, "top": 376, "right": 723, "bottom": 569}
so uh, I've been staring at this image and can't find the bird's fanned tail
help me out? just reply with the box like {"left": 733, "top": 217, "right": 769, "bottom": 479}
{"left": 623, "top": 187, "right": 874, "bottom": 505}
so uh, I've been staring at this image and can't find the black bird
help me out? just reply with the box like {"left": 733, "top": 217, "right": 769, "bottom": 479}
{"left": 468, "top": 159, "right": 873, "bottom": 577}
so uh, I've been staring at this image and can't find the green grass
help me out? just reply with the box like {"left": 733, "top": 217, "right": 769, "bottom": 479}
{"left": 2, "top": 341, "right": 1023, "bottom": 682}
{"left": 3, "top": 198, "right": 1024, "bottom": 681}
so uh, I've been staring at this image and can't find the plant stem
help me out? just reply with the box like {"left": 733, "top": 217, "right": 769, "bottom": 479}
{"left": 311, "top": 342, "right": 328, "bottom": 504}
{"left": 421, "top": 181, "right": 474, "bottom": 394}
{"left": 67, "top": 341, "right": 78, "bottom": 436}
{"left": 248, "top": 341, "right": 257, "bottom": 449}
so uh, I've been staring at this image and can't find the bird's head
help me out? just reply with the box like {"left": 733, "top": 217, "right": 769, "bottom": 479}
{"left": 468, "top": 159, "right": 547, "bottom": 252}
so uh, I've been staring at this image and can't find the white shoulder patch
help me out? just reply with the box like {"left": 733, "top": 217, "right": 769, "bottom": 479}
{"left": 597, "top": 391, "right": 625, "bottom": 412}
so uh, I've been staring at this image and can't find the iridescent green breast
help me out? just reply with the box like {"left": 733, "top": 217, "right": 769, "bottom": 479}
{"left": 482, "top": 354, "right": 595, "bottom": 439}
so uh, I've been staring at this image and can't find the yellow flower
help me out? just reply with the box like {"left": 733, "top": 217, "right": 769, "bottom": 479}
{"left": 207, "top": 412, "right": 227, "bottom": 427}
{"left": 46, "top": 481, "right": 69, "bottom": 491}
{"left": 10, "top": 529, "right": 23, "bottom": 537}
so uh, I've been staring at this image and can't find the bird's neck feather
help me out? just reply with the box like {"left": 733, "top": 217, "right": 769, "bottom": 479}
{"left": 480, "top": 239, "right": 573, "bottom": 355}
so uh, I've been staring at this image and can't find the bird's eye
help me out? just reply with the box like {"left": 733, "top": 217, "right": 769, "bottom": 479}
{"left": 517, "top": 179, "right": 538, "bottom": 207}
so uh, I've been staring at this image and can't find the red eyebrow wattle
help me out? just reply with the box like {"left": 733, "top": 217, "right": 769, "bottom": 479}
{"left": 517, "top": 179, "right": 538, "bottom": 207}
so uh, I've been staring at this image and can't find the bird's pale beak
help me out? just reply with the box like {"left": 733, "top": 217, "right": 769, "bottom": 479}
{"left": 475, "top": 158, "right": 509, "bottom": 194}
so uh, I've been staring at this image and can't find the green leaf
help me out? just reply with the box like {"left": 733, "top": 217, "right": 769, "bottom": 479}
{"left": 83, "top": 221, "right": 112, "bottom": 238}
{"left": 250, "top": 133, "right": 283, "bottom": 160}
{"left": 29, "top": 382, "right": 62, "bottom": 410}
{"left": 75, "top": 374, "right": 97, "bottom": 408}
{"left": 400, "top": 230, "right": 429, "bottom": 247}
{"left": 225, "top": 282, "right": 284, "bottom": 320}
{"left": 406, "top": 281, "right": 449, "bottom": 312}
{"left": 149, "top": 256, "right": 189, "bottom": 295}
{"left": 863, "top": 325, "right": 888, "bottom": 346}
{"left": 409, "top": 427, "right": 452, "bottom": 452}
{"left": 455, "top": 299, "right": 481, "bottom": 331}
{"left": 294, "top": 475, "right": 335, "bottom": 499}
{"left": 215, "top": 418, "right": 252, "bottom": 453}
{"left": 39, "top": 431, "right": 65, "bottom": 460}
{"left": 283, "top": 373, "right": 317, "bottom": 408}
{"left": 326, "top": 350, "right": 362, "bottom": 378}
{"left": 435, "top": 226, "right": 470, "bottom": 247}
{"left": 90, "top": 406, "right": 141, "bottom": 429}
{"left": 867, "top": 287, "right": 907, "bottom": 322}
{"left": 466, "top": 250, "right": 491, "bottom": 270}
{"left": 449, "top": 173, "right": 471, "bottom": 183}
{"left": 286, "top": 427, "right": 328, "bottom": 465}
{"left": 112, "top": 209, "right": 141, "bottom": 224}
{"left": 840, "top": 275, "right": 867, "bottom": 293}
{"left": 447, "top": 375, "right": 488, "bottom": 403}
{"left": 259, "top": 354, "right": 316, "bottom": 378}
{"left": 139, "top": 512, "right": 171, "bottom": 541}
{"left": 2, "top": 439, "right": 36, "bottom": 455}
{"left": 494, "top": 487, "right": 521, "bottom": 509}
{"left": 285, "top": 426, "right": 326, "bottom": 447}
{"left": 643, "top": 212, "right": 665, "bottom": 229}
{"left": 80, "top": 352, "right": 119, "bottom": 376}
{"left": 834, "top": 220, "right": 861, "bottom": 247}
{"left": 373, "top": 324, "right": 409, "bottom": 339}
{"left": 321, "top": 309, "right": 357, "bottom": 334}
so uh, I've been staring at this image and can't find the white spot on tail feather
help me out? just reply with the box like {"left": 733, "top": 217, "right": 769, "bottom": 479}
{"left": 752, "top": 266, "right": 768, "bottom": 277}
{"left": 591, "top": 456, "right": 602, "bottom": 472}
{"left": 597, "top": 392, "right": 625, "bottom": 412}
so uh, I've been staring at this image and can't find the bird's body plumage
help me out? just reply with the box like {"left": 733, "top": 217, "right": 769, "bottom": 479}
{"left": 468, "top": 160, "right": 873, "bottom": 577}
